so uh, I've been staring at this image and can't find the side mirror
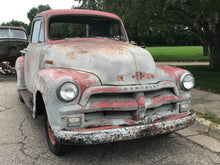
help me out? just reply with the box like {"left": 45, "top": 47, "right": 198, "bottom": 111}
{"left": 20, "top": 48, "right": 27, "bottom": 56}
{"left": 140, "top": 42, "right": 146, "bottom": 49}
{"left": 130, "top": 41, "right": 138, "bottom": 45}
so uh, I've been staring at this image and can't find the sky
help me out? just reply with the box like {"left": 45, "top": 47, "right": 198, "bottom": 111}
{"left": 0, "top": 0, "right": 79, "bottom": 24}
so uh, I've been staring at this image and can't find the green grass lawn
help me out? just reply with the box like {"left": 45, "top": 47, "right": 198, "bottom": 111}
{"left": 146, "top": 46, "right": 210, "bottom": 61}
{"left": 177, "top": 65, "right": 220, "bottom": 93}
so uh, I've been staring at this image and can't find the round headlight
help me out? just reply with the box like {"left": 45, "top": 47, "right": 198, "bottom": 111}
{"left": 180, "top": 73, "right": 195, "bottom": 91}
{"left": 57, "top": 81, "right": 79, "bottom": 102}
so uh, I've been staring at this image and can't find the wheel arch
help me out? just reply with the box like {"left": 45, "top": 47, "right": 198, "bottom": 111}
{"left": 35, "top": 91, "right": 46, "bottom": 116}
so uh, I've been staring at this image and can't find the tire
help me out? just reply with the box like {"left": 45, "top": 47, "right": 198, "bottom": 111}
{"left": 18, "top": 91, "right": 24, "bottom": 103}
{"left": 45, "top": 114, "right": 63, "bottom": 155}
{"left": 160, "top": 132, "right": 172, "bottom": 137}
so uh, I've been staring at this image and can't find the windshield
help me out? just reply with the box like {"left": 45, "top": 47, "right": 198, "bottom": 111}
{"left": 0, "top": 28, "right": 27, "bottom": 40}
{"left": 49, "top": 15, "right": 127, "bottom": 41}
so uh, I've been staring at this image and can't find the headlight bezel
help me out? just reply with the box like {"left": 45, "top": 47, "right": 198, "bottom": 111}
{"left": 56, "top": 80, "right": 79, "bottom": 102}
{"left": 180, "top": 73, "right": 195, "bottom": 91}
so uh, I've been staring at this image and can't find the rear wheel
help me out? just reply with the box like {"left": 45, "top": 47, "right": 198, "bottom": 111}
{"left": 45, "top": 115, "right": 63, "bottom": 155}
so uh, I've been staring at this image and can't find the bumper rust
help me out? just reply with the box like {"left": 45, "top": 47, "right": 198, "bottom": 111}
{"left": 54, "top": 112, "right": 196, "bottom": 145}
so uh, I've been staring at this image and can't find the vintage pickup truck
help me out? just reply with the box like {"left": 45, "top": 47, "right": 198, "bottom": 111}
{"left": 15, "top": 9, "right": 196, "bottom": 155}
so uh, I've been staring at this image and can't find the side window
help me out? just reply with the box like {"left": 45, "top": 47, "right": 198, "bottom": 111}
{"left": 31, "top": 20, "right": 43, "bottom": 43}
{"left": 39, "top": 25, "right": 43, "bottom": 43}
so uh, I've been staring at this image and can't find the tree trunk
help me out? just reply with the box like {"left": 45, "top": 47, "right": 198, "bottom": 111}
{"left": 199, "top": 37, "right": 209, "bottom": 56}
{"left": 202, "top": 43, "right": 209, "bottom": 56}
{"left": 209, "top": 22, "right": 220, "bottom": 70}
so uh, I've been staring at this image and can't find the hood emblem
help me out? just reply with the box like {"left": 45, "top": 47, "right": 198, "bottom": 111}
{"left": 133, "top": 72, "right": 155, "bottom": 80}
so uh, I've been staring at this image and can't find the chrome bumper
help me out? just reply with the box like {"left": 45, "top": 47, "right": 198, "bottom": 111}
{"left": 54, "top": 112, "right": 196, "bottom": 145}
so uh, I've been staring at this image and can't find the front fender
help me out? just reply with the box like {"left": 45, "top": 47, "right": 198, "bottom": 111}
{"left": 156, "top": 65, "right": 190, "bottom": 89}
{"left": 33, "top": 68, "right": 101, "bottom": 131}
{"left": 15, "top": 56, "right": 26, "bottom": 90}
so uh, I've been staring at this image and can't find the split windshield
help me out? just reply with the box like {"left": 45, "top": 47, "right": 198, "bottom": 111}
{"left": 0, "top": 28, "right": 27, "bottom": 40}
{"left": 49, "top": 15, "right": 127, "bottom": 41}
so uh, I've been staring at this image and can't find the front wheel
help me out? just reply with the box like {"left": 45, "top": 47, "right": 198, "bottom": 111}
{"left": 45, "top": 115, "right": 63, "bottom": 155}
{"left": 18, "top": 90, "right": 24, "bottom": 103}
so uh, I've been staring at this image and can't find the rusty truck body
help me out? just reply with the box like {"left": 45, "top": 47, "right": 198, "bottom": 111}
{"left": 0, "top": 26, "right": 28, "bottom": 66}
{"left": 15, "top": 9, "right": 196, "bottom": 155}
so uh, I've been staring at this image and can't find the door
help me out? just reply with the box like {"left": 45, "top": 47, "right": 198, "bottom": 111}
{"left": 25, "top": 18, "right": 44, "bottom": 93}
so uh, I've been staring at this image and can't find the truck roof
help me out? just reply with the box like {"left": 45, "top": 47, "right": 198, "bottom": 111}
{"left": 37, "top": 9, "right": 121, "bottom": 21}
{"left": 0, "top": 26, "right": 25, "bottom": 31}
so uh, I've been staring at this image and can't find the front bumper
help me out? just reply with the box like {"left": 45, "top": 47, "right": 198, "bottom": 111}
{"left": 54, "top": 112, "right": 196, "bottom": 145}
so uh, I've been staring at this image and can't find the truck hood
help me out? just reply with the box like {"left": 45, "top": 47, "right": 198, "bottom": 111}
{"left": 43, "top": 39, "right": 161, "bottom": 85}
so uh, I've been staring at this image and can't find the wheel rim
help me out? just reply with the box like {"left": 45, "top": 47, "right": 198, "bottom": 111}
{"left": 47, "top": 118, "right": 56, "bottom": 145}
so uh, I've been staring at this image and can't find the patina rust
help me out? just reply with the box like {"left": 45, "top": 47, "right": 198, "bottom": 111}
{"left": 54, "top": 112, "right": 196, "bottom": 145}
{"left": 15, "top": 9, "right": 195, "bottom": 154}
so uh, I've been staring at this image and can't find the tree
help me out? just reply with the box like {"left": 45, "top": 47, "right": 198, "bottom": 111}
{"left": 27, "top": 4, "right": 51, "bottom": 23}
{"left": 103, "top": 0, "right": 220, "bottom": 69}
{"left": 73, "top": 0, "right": 103, "bottom": 10}
{"left": 1, "top": 20, "right": 28, "bottom": 30}
{"left": 26, "top": 4, "right": 51, "bottom": 35}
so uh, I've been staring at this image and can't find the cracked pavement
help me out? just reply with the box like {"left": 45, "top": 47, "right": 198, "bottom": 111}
{"left": 1, "top": 74, "right": 220, "bottom": 165}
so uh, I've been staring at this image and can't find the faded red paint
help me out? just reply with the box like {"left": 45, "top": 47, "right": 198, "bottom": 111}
{"left": 90, "top": 87, "right": 121, "bottom": 94}
{"left": 89, "top": 100, "right": 138, "bottom": 110}
{"left": 134, "top": 114, "right": 141, "bottom": 120}
{"left": 16, "top": 56, "right": 25, "bottom": 63}
{"left": 157, "top": 65, "right": 186, "bottom": 77}
{"left": 155, "top": 112, "right": 189, "bottom": 122}
{"left": 37, "top": 9, "right": 121, "bottom": 22}
{"left": 151, "top": 95, "right": 176, "bottom": 104}
{"left": 136, "top": 94, "right": 145, "bottom": 108}
{"left": 179, "top": 94, "right": 183, "bottom": 99}
{"left": 83, "top": 86, "right": 123, "bottom": 104}
{"left": 16, "top": 57, "right": 25, "bottom": 70}
{"left": 154, "top": 117, "right": 159, "bottom": 121}
{"left": 133, "top": 93, "right": 146, "bottom": 120}
{"left": 37, "top": 68, "right": 100, "bottom": 101}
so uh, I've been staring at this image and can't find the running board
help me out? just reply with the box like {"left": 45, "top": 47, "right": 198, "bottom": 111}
{"left": 20, "top": 90, "right": 33, "bottom": 110}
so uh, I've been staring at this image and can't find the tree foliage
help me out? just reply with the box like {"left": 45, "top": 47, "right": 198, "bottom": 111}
{"left": 73, "top": 0, "right": 103, "bottom": 10}
{"left": 102, "top": 0, "right": 220, "bottom": 69}
{"left": 27, "top": 4, "right": 51, "bottom": 23}
{"left": 1, "top": 20, "right": 28, "bottom": 30}
{"left": 26, "top": 4, "right": 52, "bottom": 34}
